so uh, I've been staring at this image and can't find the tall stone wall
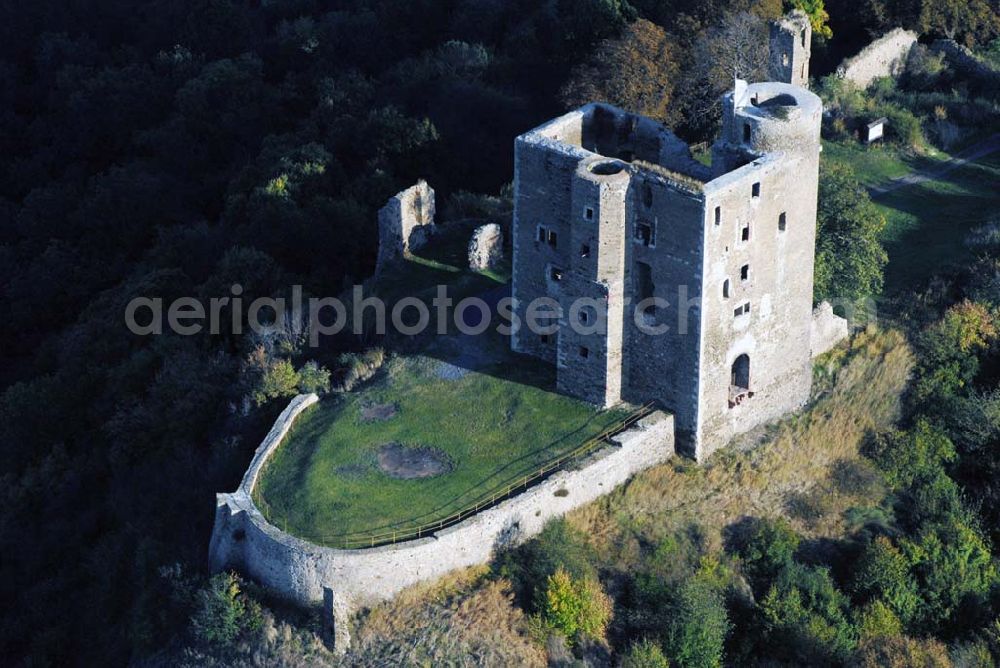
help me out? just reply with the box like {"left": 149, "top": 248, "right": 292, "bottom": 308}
{"left": 209, "top": 395, "right": 675, "bottom": 652}
{"left": 375, "top": 180, "right": 436, "bottom": 275}
{"left": 836, "top": 28, "right": 918, "bottom": 89}
{"left": 769, "top": 10, "right": 812, "bottom": 87}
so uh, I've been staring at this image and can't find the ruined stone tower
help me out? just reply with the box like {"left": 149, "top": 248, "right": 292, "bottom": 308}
{"left": 511, "top": 80, "right": 824, "bottom": 461}
{"left": 769, "top": 10, "right": 812, "bottom": 88}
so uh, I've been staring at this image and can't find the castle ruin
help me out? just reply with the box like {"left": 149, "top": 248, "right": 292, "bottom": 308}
{"left": 511, "top": 18, "right": 836, "bottom": 461}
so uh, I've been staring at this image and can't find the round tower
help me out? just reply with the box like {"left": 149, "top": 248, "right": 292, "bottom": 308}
{"left": 721, "top": 81, "right": 822, "bottom": 157}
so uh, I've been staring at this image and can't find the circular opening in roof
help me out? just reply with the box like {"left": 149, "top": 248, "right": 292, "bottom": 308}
{"left": 755, "top": 93, "right": 798, "bottom": 108}
{"left": 589, "top": 160, "right": 626, "bottom": 176}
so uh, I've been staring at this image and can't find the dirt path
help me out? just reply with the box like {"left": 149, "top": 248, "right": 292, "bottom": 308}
{"left": 868, "top": 132, "right": 1000, "bottom": 197}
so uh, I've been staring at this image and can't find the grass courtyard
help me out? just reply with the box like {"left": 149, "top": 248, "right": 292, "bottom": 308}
{"left": 255, "top": 220, "right": 630, "bottom": 547}
{"left": 255, "top": 347, "right": 630, "bottom": 547}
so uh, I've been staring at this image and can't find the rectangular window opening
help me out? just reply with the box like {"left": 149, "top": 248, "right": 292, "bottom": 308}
{"left": 752, "top": 182, "right": 761, "bottom": 198}
{"left": 584, "top": 207, "right": 594, "bottom": 221}
{"left": 723, "top": 279, "right": 730, "bottom": 299}
{"left": 741, "top": 223, "right": 750, "bottom": 242}
{"left": 537, "top": 226, "right": 546, "bottom": 243}
{"left": 779, "top": 212, "right": 787, "bottom": 232}
{"left": 541, "top": 333, "right": 551, "bottom": 344}
{"left": 579, "top": 346, "right": 590, "bottom": 359}
{"left": 580, "top": 243, "right": 591, "bottom": 258}
{"left": 547, "top": 230, "right": 558, "bottom": 247}
{"left": 714, "top": 206, "right": 721, "bottom": 226}
{"left": 734, "top": 301, "right": 751, "bottom": 318}
{"left": 635, "top": 221, "right": 655, "bottom": 247}
{"left": 740, "top": 264, "right": 749, "bottom": 281}
{"left": 743, "top": 123, "right": 751, "bottom": 142}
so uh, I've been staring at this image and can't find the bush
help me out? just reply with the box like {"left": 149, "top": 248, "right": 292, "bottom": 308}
{"left": 190, "top": 572, "right": 262, "bottom": 646}
{"left": 855, "top": 600, "right": 903, "bottom": 641}
{"left": 496, "top": 519, "right": 598, "bottom": 609}
{"left": 296, "top": 360, "right": 331, "bottom": 394}
{"left": 622, "top": 639, "right": 671, "bottom": 668}
{"left": 850, "top": 537, "right": 920, "bottom": 626}
{"left": 242, "top": 345, "right": 300, "bottom": 406}
{"left": 760, "top": 564, "right": 857, "bottom": 664}
{"left": 337, "top": 347, "right": 385, "bottom": 392}
{"left": 541, "top": 567, "right": 613, "bottom": 644}
{"left": 664, "top": 577, "right": 729, "bottom": 668}
{"left": 850, "top": 635, "right": 951, "bottom": 668}
{"left": 728, "top": 517, "right": 800, "bottom": 595}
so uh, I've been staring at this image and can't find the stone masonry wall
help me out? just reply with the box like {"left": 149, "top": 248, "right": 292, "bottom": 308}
{"left": 810, "top": 301, "right": 849, "bottom": 358}
{"left": 931, "top": 39, "right": 1000, "bottom": 88}
{"left": 836, "top": 28, "right": 918, "bottom": 89}
{"left": 375, "top": 180, "right": 435, "bottom": 275}
{"left": 209, "top": 395, "right": 675, "bottom": 652}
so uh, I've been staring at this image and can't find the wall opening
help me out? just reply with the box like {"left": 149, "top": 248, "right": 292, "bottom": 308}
{"left": 714, "top": 206, "right": 721, "bottom": 226}
{"left": 734, "top": 302, "right": 750, "bottom": 318}
{"left": 537, "top": 226, "right": 546, "bottom": 243}
{"left": 550, "top": 266, "right": 564, "bottom": 282}
{"left": 801, "top": 30, "right": 807, "bottom": 48}
{"left": 579, "top": 346, "right": 590, "bottom": 359}
{"left": 740, "top": 264, "right": 749, "bottom": 281}
{"left": 782, "top": 52, "right": 789, "bottom": 67}
{"left": 580, "top": 243, "right": 591, "bottom": 258}
{"left": 752, "top": 182, "right": 761, "bottom": 198}
{"left": 635, "top": 221, "right": 655, "bottom": 247}
{"left": 731, "top": 354, "right": 750, "bottom": 390}
{"left": 541, "top": 333, "right": 552, "bottom": 344}
{"left": 741, "top": 222, "right": 750, "bottom": 242}
{"left": 723, "top": 279, "right": 730, "bottom": 299}
{"left": 642, "top": 183, "right": 653, "bottom": 208}
{"left": 636, "top": 261, "right": 656, "bottom": 317}
{"left": 585, "top": 207, "right": 594, "bottom": 220}
{"left": 778, "top": 211, "right": 787, "bottom": 232}
{"left": 548, "top": 230, "right": 558, "bottom": 247}
{"left": 743, "top": 123, "right": 751, "bottom": 142}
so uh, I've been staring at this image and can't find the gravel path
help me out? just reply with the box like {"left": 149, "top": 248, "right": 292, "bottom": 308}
{"left": 868, "top": 133, "right": 1000, "bottom": 198}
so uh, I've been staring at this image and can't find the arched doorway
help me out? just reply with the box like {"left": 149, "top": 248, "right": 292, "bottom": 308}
{"left": 731, "top": 354, "right": 750, "bottom": 391}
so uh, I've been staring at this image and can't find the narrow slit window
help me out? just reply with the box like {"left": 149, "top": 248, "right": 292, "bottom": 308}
{"left": 723, "top": 279, "right": 730, "bottom": 299}
{"left": 778, "top": 212, "right": 787, "bottom": 232}
{"left": 743, "top": 123, "right": 751, "bottom": 142}
{"left": 714, "top": 206, "right": 721, "bottom": 226}
{"left": 547, "top": 230, "right": 558, "bottom": 247}
{"left": 537, "top": 226, "right": 546, "bottom": 243}
{"left": 741, "top": 222, "right": 750, "bottom": 242}
{"left": 642, "top": 184, "right": 653, "bottom": 208}
{"left": 541, "top": 333, "right": 551, "bottom": 344}
{"left": 579, "top": 346, "right": 590, "bottom": 359}
{"left": 740, "top": 264, "right": 749, "bottom": 281}
{"left": 580, "top": 243, "right": 591, "bottom": 258}
{"left": 580, "top": 310, "right": 590, "bottom": 325}
{"left": 585, "top": 207, "right": 594, "bottom": 221}
{"left": 752, "top": 182, "right": 761, "bottom": 198}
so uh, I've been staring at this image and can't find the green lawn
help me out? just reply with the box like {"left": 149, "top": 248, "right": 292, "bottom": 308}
{"left": 255, "top": 220, "right": 629, "bottom": 547}
{"left": 821, "top": 139, "right": 1000, "bottom": 295}
{"left": 255, "top": 346, "right": 629, "bottom": 547}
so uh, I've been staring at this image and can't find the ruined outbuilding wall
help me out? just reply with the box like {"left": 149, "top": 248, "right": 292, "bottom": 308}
{"left": 769, "top": 10, "right": 812, "bottom": 87}
{"left": 930, "top": 39, "right": 1000, "bottom": 88}
{"left": 375, "top": 180, "right": 435, "bottom": 275}
{"left": 810, "top": 301, "right": 849, "bottom": 358}
{"left": 209, "top": 395, "right": 675, "bottom": 652}
{"left": 836, "top": 28, "right": 919, "bottom": 89}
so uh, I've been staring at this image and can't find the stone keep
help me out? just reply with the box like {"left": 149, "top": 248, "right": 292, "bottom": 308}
{"left": 511, "top": 80, "right": 824, "bottom": 461}
{"left": 375, "top": 180, "right": 435, "bottom": 275}
{"left": 769, "top": 10, "right": 812, "bottom": 88}
{"left": 468, "top": 223, "right": 504, "bottom": 271}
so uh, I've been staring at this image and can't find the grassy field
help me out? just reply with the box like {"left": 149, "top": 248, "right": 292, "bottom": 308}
{"left": 821, "top": 140, "right": 1000, "bottom": 295}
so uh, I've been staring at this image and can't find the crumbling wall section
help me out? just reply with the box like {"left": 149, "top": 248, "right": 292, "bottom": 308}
{"left": 836, "top": 28, "right": 918, "bottom": 89}
{"left": 375, "top": 180, "right": 436, "bottom": 275}
{"left": 810, "top": 301, "right": 849, "bottom": 357}
{"left": 930, "top": 39, "right": 1000, "bottom": 89}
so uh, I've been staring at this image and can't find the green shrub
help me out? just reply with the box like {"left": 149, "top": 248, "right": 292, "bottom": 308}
{"left": 728, "top": 517, "right": 800, "bottom": 595}
{"left": 541, "top": 567, "right": 613, "bottom": 644}
{"left": 296, "top": 360, "right": 331, "bottom": 394}
{"left": 190, "top": 572, "right": 262, "bottom": 645}
{"left": 664, "top": 577, "right": 729, "bottom": 668}
{"left": 760, "top": 563, "right": 857, "bottom": 664}
{"left": 622, "top": 638, "right": 671, "bottom": 667}
{"left": 855, "top": 600, "right": 903, "bottom": 641}
{"left": 850, "top": 536, "right": 920, "bottom": 626}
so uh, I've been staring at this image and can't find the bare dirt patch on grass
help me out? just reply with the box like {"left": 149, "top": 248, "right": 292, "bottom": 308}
{"left": 377, "top": 443, "right": 453, "bottom": 479}
{"left": 360, "top": 402, "right": 399, "bottom": 422}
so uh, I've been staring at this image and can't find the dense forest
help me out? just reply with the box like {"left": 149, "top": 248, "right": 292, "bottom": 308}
{"left": 1, "top": 0, "right": 999, "bottom": 666}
